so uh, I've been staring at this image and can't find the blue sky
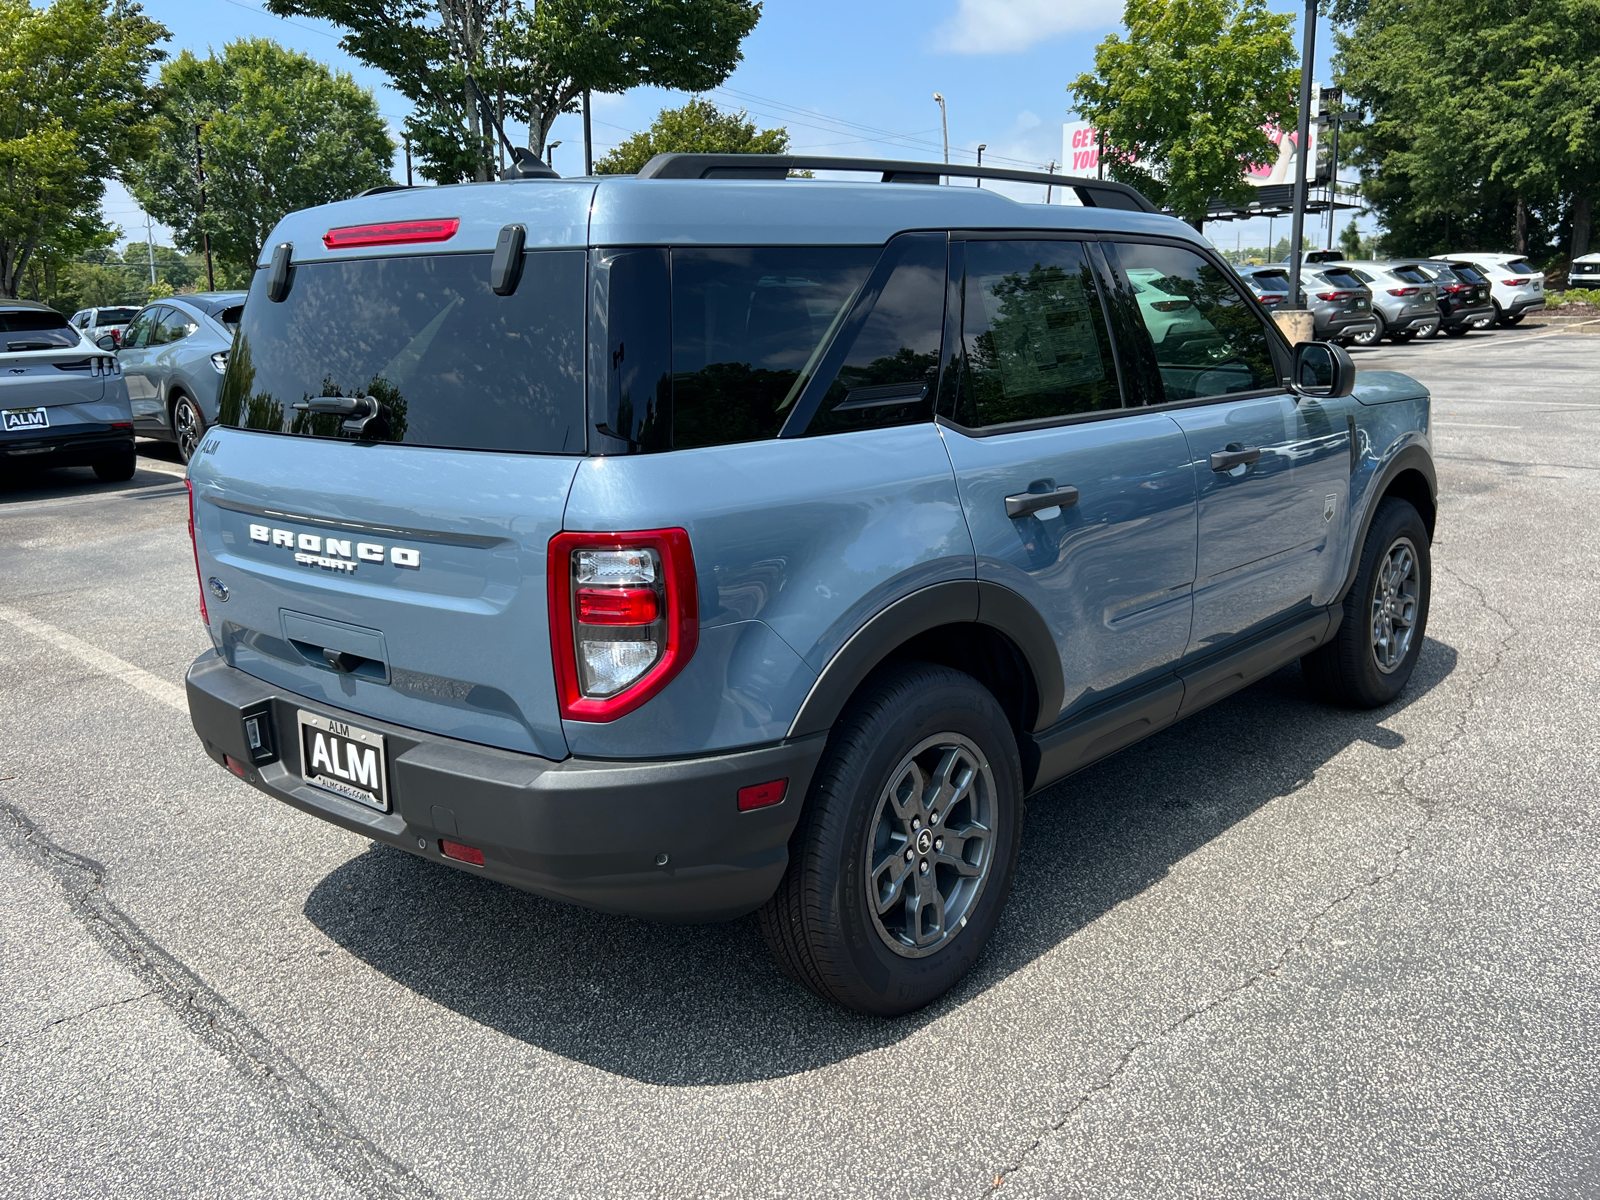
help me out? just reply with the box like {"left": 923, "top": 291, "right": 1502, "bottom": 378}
{"left": 103, "top": 0, "right": 1363, "bottom": 255}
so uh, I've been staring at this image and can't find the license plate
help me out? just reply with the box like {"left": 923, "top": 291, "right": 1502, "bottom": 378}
{"left": 3, "top": 407, "right": 48, "bottom": 432}
{"left": 297, "top": 709, "right": 389, "bottom": 811}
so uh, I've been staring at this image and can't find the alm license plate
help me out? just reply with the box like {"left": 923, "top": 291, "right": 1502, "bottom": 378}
{"left": 297, "top": 709, "right": 389, "bottom": 812}
{"left": 3, "top": 407, "right": 48, "bottom": 432}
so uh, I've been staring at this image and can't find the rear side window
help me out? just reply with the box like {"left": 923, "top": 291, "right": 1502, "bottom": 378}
{"left": 950, "top": 239, "right": 1121, "bottom": 428}
{"left": 669, "top": 247, "right": 875, "bottom": 450}
{"left": 219, "top": 250, "right": 586, "bottom": 454}
{"left": 0, "top": 309, "right": 79, "bottom": 351}
{"left": 1105, "top": 241, "right": 1277, "bottom": 403}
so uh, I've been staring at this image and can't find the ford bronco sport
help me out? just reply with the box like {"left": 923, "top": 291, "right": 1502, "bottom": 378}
{"left": 184, "top": 155, "right": 1436, "bottom": 1015}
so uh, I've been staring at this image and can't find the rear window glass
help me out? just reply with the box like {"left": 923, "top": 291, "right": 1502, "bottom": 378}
{"left": 1391, "top": 266, "right": 1430, "bottom": 285}
{"left": 1450, "top": 263, "right": 1487, "bottom": 283}
{"left": 96, "top": 307, "right": 139, "bottom": 323}
{"left": 1504, "top": 258, "right": 1535, "bottom": 275}
{"left": 1, "top": 309, "right": 79, "bottom": 351}
{"left": 1248, "top": 270, "right": 1290, "bottom": 289}
{"left": 1422, "top": 265, "right": 1457, "bottom": 284}
{"left": 669, "top": 247, "right": 875, "bottom": 450}
{"left": 1318, "top": 270, "right": 1365, "bottom": 290}
{"left": 219, "top": 251, "right": 586, "bottom": 454}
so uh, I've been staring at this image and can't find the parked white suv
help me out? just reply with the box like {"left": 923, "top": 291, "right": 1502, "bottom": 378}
{"left": 1431, "top": 252, "right": 1544, "bottom": 327}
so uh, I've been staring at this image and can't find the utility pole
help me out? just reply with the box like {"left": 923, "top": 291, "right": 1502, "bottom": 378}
{"left": 1045, "top": 160, "right": 1056, "bottom": 205}
{"left": 976, "top": 143, "right": 986, "bottom": 187}
{"left": 933, "top": 93, "right": 948, "bottom": 184}
{"left": 143, "top": 210, "right": 156, "bottom": 286}
{"left": 194, "top": 124, "right": 215, "bottom": 292}
{"left": 404, "top": 134, "right": 413, "bottom": 186}
{"left": 1285, "top": 0, "right": 1316, "bottom": 314}
{"left": 583, "top": 91, "right": 593, "bottom": 176}
{"left": 1097, "top": 128, "right": 1105, "bottom": 180}
{"left": 1321, "top": 89, "right": 1344, "bottom": 250}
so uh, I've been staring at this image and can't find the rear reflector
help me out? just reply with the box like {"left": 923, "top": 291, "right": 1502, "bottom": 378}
{"left": 110, "top": 420, "right": 133, "bottom": 430}
{"left": 440, "top": 839, "right": 485, "bottom": 866}
{"left": 224, "top": 754, "right": 248, "bottom": 779}
{"left": 737, "top": 779, "right": 788, "bottom": 812}
{"left": 322, "top": 218, "right": 460, "bottom": 250}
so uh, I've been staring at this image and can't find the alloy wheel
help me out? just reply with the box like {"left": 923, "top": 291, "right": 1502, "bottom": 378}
{"left": 1371, "top": 535, "right": 1420, "bottom": 674}
{"left": 865, "top": 734, "right": 996, "bottom": 958}
{"left": 174, "top": 397, "right": 203, "bottom": 463}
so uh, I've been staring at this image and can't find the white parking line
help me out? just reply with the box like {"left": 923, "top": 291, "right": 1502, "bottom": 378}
{"left": 0, "top": 604, "right": 187, "bottom": 713}
{"left": 1437, "top": 422, "right": 1523, "bottom": 429}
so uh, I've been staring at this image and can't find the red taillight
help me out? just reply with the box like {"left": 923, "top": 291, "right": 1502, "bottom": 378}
{"left": 322, "top": 218, "right": 460, "bottom": 250}
{"left": 737, "top": 779, "right": 788, "bottom": 812}
{"left": 440, "top": 839, "right": 485, "bottom": 866}
{"left": 1316, "top": 291, "right": 1354, "bottom": 301}
{"left": 1501, "top": 278, "right": 1521, "bottom": 285}
{"left": 577, "top": 587, "right": 659, "bottom": 625}
{"left": 186, "top": 479, "right": 209, "bottom": 626}
{"left": 1150, "top": 299, "right": 1191, "bottom": 312}
{"left": 549, "top": 529, "right": 698, "bottom": 722}
{"left": 1387, "top": 286, "right": 1420, "bottom": 296}
{"left": 110, "top": 421, "right": 133, "bottom": 430}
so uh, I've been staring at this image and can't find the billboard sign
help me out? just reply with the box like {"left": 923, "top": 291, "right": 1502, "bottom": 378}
{"left": 1061, "top": 115, "right": 1320, "bottom": 187}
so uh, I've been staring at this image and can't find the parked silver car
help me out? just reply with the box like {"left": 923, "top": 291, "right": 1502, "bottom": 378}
{"left": 116, "top": 292, "right": 245, "bottom": 462}
{"left": 69, "top": 305, "right": 141, "bottom": 348}
{"left": 1337, "top": 262, "right": 1439, "bottom": 345}
{"left": 2, "top": 300, "right": 135, "bottom": 481}
{"left": 1241, "top": 265, "right": 1378, "bottom": 345}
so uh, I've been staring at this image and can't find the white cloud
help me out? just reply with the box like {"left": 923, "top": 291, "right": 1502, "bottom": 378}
{"left": 1014, "top": 110, "right": 1042, "bottom": 131}
{"left": 933, "top": 0, "right": 1123, "bottom": 55}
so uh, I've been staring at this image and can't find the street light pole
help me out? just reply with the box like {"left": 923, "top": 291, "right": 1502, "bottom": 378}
{"left": 1286, "top": 0, "right": 1317, "bottom": 313}
{"left": 933, "top": 93, "right": 948, "bottom": 184}
{"left": 976, "top": 143, "right": 986, "bottom": 187}
{"left": 546, "top": 140, "right": 562, "bottom": 170}
{"left": 144, "top": 209, "right": 156, "bottom": 286}
{"left": 583, "top": 91, "right": 593, "bottom": 176}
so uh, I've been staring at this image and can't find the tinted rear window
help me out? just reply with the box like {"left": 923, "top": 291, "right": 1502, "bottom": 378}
{"left": 1318, "top": 270, "right": 1365, "bottom": 290}
{"left": 1248, "top": 270, "right": 1290, "bottom": 289}
{"left": 1392, "top": 266, "right": 1430, "bottom": 285}
{"left": 219, "top": 251, "right": 586, "bottom": 454}
{"left": 1504, "top": 258, "right": 1535, "bottom": 275}
{"left": 1, "top": 310, "right": 79, "bottom": 351}
{"left": 1450, "top": 263, "right": 1487, "bottom": 283}
{"left": 96, "top": 307, "right": 139, "bottom": 323}
{"left": 1422, "top": 265, "right": 1457, "bottom": 284}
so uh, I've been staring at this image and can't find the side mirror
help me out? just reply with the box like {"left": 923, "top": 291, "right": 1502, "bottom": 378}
{"left": 1290, "top": 340, "right": 1356, "bottom": 399}
{"left": 96, "top": 335, "right": 118, "bottom": 351}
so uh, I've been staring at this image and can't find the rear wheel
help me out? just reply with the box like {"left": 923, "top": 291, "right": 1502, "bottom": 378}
{"left": 1350, "top": 314, "right": 1385, "bottom": 347}
{"left": 92, "top": 447, "right": 137, "bottom": 482}
{"left": 759, "top": 662, "right": 1024, "bottom": 1016}
{"left": 1302, "top": 497, "right": 1431, "bottom": 708}
{"left": 1503, "top": 311, "right": 1525, "bottom": 326}
{"left": 1390, "top": 329, "right": 1417, "bottom": 343}
{"left": 172, "top": 394, "right": 205, "bottom": 464}
{"left": 1444, "top": 323, "right": 1470, "bottom": 337}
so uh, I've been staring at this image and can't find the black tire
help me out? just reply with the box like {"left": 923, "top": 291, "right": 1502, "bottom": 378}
{"left": 759, "top": 662, "right": 1024, "bottom": 1016}
{"left": 1443, "top": 324, "right": 1470, "bottom": 337}
{"left": 1302, "top": 497, "right": 1431, "bottom": 708}
{"left": 1390, "top": 329, "right": 1417, "bottom": 343}
{"left": 171, "top": 393, "right": 205, "bottom": 464}
{"left": 1493, "top": 301, "right": 1510, "bottom": 327}
{"left": 1350, "top": 313, "right": 1385, "bottom": 347}
{"left": 1503, "top": 311, "right": 1525, "bottom": 326}
{"left": 92, "top": 447, "right": 137, "bottom": 482}
{"left": 1415, "top": 319, "right": 1440, "bottom": 339}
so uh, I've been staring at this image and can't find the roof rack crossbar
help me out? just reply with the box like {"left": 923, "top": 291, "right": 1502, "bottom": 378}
{"left": 634, "top": 153, "right": 1160, "bottom": 214}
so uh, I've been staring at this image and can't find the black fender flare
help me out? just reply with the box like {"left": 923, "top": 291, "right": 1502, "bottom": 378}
{"left": 1337, "top": 442, "right": 1436, "bottom": 604}
{"left": 786, "top": 580, "right": 1065, "bottom": 738}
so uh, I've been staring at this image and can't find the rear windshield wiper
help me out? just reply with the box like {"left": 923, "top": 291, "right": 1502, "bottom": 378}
{"left": 292, "top": 395, "right": 388, "bottom": 438}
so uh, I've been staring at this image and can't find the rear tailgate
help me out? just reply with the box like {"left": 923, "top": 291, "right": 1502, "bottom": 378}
{"left": 190, "top": 233, "right": 592, "bottom": 761}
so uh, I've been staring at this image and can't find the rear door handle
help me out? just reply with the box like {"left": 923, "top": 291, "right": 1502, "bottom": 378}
{"left": 1209, "top": 447, "right": 1263, "bottom": 472}
{"left": 1005, "top": 485, "right": 1080, "bottom": 518}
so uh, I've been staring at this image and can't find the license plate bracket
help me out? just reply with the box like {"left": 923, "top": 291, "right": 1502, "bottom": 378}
{"left": 297, "top": 709, "right": 389, "bottom": 812}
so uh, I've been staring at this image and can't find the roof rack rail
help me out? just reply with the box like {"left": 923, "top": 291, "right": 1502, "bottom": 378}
{"left": 634, "top": 153, "right": 1160, "bottom": 214}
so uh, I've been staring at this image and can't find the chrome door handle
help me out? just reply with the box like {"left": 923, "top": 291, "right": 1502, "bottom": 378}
{"left": 1209, "top": 447, "right": 1263, "bottom": 472}
{"left": 1005, "top": 485, "right": 1079, "bottom": 518}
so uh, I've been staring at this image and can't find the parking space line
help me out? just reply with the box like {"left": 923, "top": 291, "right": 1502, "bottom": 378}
{"left": 0, "top": 604, "right": 186, "bottom": 712}
{"left": 0, "top": 482, "right": 186, "bottom": 514}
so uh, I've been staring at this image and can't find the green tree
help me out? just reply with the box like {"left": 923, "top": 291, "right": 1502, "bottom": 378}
{"left": 263, "top": 0, "right": 762, "bottom": 184}
{"left": 1334, "top": 0, "right": 1597, "bottom": 258}
{"left": 1070, "top": 0, "right": 1299, "bottom": 228}
{"left": 0, "top": 0, "right": 168, "bottom": 297}
{"left": 126, "top": 39, "right": 394, "bottom": 276}
{"left": 595, "top": 98, "right": 788, "bottom": 174}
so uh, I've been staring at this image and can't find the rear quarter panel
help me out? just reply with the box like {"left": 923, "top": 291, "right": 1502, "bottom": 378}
{"left": 560, "top": 423, "right": 976, "bottom": 757}
{"left": 1347, "top": 370, "right": 1433, "bottom": 561}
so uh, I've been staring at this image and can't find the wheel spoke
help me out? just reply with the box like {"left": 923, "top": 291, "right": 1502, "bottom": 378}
{"left": 911, "top": 866, "right": 946, "bottom": 946}
{"left": 887, "top": 761, "right": 924, "bottom": 824}
{"left": 925, "top": 746, "right": 974, "bottom": 816}
{"left": 872, "top": 852, "right": 914, "bottom": 915}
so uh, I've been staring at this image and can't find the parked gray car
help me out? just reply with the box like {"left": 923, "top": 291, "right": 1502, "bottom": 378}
{"left": 1239, "top": 265, "right": 1378, "bottom": 345}
{"left": 117, "top": 292, "right": 245, "bottom": 462}
{"left": 1338, "top": 262, "right": 1439, "bottom": 345}
{"left": 2, "top": 300, "right": 135, "bottom": 481}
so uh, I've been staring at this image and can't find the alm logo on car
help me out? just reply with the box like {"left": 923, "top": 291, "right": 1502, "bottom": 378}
{"left": 249, "top": 523, "right": 420, "bottom": 573}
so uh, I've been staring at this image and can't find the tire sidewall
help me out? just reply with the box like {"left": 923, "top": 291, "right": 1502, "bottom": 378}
{"left": 817, "top": 668, "right": 1023, "bottom": 1015}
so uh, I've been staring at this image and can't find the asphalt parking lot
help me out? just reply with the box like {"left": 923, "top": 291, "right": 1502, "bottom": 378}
{"left": 2, "top": 324, "right": 1597, "bottom": 1199}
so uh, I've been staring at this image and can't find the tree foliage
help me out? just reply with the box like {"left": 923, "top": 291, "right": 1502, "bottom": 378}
{"left": 595, "top": 98, "right": 787, "bottom": 174}
{"left": 1335, "top": 0, "right": 1600, "bottom": 258}
{"left": 125, "top": 39, "right": 394, "bottom": 275}
{"left": 1070, "top": 0, "right": 1299, "bottom": 226}
{"left": 264, "top": 0, "right": 762, "bottom": 184}
{"left": 0, "top": 0, "right": 168, "bottom": 298}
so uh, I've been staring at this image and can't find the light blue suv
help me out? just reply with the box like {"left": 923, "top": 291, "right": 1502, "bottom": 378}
{"left": 183, "top": 155, "right": 1436, "bottom": 1015}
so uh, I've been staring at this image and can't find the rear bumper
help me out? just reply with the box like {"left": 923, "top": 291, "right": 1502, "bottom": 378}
{"left": 1318, "top": 310, "right": 1378, "bottom": 339}
{"left": 0, "top": 427, "right": 132, "bottom": 469}
{"left": 1441, "top": 302, "right": 1494, "bottom": 328}
{"left": 185, "top": 651, "right": 825, "bottom": 922}
{"left": 1504, "top": 295, "right": 1546, "bottom": 317}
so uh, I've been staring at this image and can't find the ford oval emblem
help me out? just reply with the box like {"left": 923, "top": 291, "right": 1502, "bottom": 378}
{"left": 207, "top": 577, "right": 229, "bottom": 602}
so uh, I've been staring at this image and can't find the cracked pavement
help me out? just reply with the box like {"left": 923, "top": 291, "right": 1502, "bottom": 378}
{"left": 1, "top": 329, "right": 1597, "bottom": 1198}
